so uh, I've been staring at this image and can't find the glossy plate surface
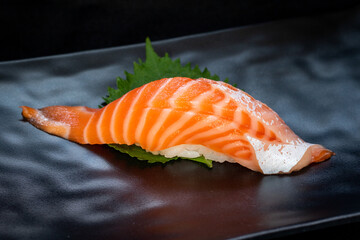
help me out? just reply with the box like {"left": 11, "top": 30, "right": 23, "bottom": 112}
{"left": 1, "top": 6, "right": 360, "bottom": 240}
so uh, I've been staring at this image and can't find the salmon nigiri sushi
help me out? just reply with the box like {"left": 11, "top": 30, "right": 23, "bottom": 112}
{"left": 21, "top": 77, "right": 333, "bottom": 174}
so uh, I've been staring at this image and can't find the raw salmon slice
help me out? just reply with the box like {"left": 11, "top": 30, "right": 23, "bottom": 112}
{"left": 21, "top": 77, "right": 334, "bottom": 174}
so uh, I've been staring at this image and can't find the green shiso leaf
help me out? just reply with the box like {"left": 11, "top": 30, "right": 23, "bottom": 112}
{"left": 103, "top": 38, "right": 230, "bottom": 168}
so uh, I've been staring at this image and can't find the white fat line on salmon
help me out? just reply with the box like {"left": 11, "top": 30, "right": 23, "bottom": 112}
{"left": 134, "top": 107, "right": 150, "bottom": 143}
{"left": 212, "top": 94, "right": 231, "bottom": 116}
{"left": 166, "top": 114, "right": 218, "bottom": 146}
{"left": 79, "top": 106, "right": 99, "bottom": 143}
{"left": 122, "top": 87, "right": 147, "bottom": 144}
{"left": 168, "top": 80, "right": 198, "bottom": 108}
{"left": 95, "top": 107, "right": 108, "bottom": 143}
{"left": 147, "top": 77, "right": 173, "bottom": 106}
{"left": 198, "top": 128, "right": 238, "bottom": 146}
{"left": 145, "top": 108, "right": 172, "bottom": 150}
{"left": 156, "top": 111, "right": 196, "bottom": 150}
{"left": 185, "top": 120, "right": 237, "bottom": 143}
{"left": 82, "top": 112, "right": 94, "bottom": 143}
{"left": 110, "top": 96, "right": 125, "bottom": 143}
{"left": 233, "top": 108, "right": 242, "bottom": 124}
{"left": 221, "top": 140, "right": 249, "bottom": 152}
{"left": 187, "top": 86, "right": 215, "bottom": 111}
{"left": 246, "top": 135, "right": 313, "bottom": 174}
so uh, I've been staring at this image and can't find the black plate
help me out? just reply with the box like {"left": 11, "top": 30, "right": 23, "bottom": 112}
{"left": 1, "top": 6, "right": 360, "bottom": 240}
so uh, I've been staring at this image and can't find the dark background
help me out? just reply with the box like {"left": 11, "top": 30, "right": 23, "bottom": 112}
{"left": 1, "top": 0, "right": 360, "bottom": 61}
{"left": 1, "top": 0, "right": 360, "bottom": 239}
